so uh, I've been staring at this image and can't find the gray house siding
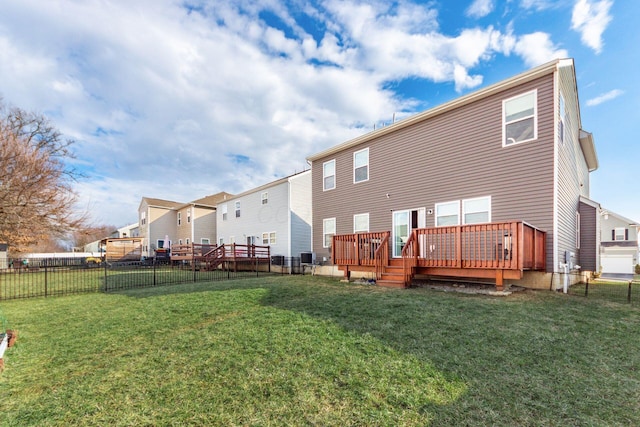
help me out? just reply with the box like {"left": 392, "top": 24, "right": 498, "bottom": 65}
{"left": 578, "top": 199, "right": 599, "bottom": 271}
{"left": 312, "top": 74, "right": 557, "bottom": 269}
{"left": 555, "top": 64, "right": 592, "bottom": 272}
{"left": 289, "top": 171, "right": 313, "bottom": 258}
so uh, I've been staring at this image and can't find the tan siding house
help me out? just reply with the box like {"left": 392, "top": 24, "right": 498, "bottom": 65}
{"left": 138, "top": 192, "right": 232, "bottom": 258}
{"left": 307, "top": 58, "right": 598, "bottom": 290}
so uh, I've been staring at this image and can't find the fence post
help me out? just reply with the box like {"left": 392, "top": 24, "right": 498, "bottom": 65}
{"left": 256, "top": 255, "right": 258, "bottom": 277}
{"left": 153, "top": 260, "right": 157, "bottom": 287}
{"left": 44, "top": 265, "right": 48, "bottom": 297}
{"left": 628, "top": 280, "right": 632, "bottom": 303}
{"left": 585, "top": 278, "right": 589, "bottom": 297}
{"left": 104, "top": 260, "right": 108, "bottom": 292}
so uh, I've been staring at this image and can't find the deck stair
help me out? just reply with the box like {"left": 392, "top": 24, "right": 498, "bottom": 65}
{"left": 376, "top": 259, "right": 410, "bottom": 288}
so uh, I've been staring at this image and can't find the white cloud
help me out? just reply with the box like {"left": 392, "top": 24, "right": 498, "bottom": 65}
{"left": 0, "top": 0, "right": 584, "bottom": 226}
{"left": 520, "top": 0, "right": 554, "bottom": 11}
{"left": 514, "top": 32, "right": 569, "bottom": 67}
{"left": 466, "top": 0, "right": 494, "bottom": 18}
{"left": 571, "top": 0, "right": 613, "bottom": 53}
{"left": 586, "top": 89, "right": 624, "bottom": 106}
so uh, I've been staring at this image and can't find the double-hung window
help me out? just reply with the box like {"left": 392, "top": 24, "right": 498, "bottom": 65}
{"left": 353, "top": 213, "right": 369, "bottom": 233}
{"left": 221, "top": 204, "right": 228, "bottom": 221}
{"left": 503, "top": 90, "right": 537, "bottom": 146}
{"left": 436, "top": 196, "right": 491, "bottom": 226}
{"left": 462, "top": 196, "right": 491, "bottom": 224}
{"left": 261, "top": 192, "right": 268, "bottom": 205}
{"left": 323, "top": 218, "right": 336, "bottom": 248}
{"left": 614, "top": 227, "right": 627, "bottom": 241}
{"left": 262, "top": 232, "right": 276, "bottom": 245}
{"left": 323, "top": 160, "right": 336, "bottom": 191}
{"left": 435, "top": 201, "right": 460, "bottom": 226}
{"left": 177, "top": 212, "right": 182, "bottom": 226}
{"left": 354, "top": 148, "right": 369, "bottom": 183}
{"left": 187, "top": 208, "right": 191, "bottom": 223}
{"left": 235, "top": 201, "right": 241, "bottom": 218}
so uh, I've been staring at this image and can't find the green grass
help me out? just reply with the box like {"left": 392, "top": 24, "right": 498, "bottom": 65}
{"left": 1, "top": 276, "right": 639, "bottom": 426}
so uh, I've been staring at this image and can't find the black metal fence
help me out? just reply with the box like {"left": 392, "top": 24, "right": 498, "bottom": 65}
{"left": 0, "top": 257, "right": 278, "bottom": 301}
{"left": 569, "top": 278, "right": 640, "bottom": 305}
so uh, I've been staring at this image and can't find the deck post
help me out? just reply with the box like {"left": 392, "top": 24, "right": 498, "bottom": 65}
{"left": 495, "top": 269, "right": 504, "bottom": 291}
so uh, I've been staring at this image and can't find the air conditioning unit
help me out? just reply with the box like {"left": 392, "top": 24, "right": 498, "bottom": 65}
{"left": 300, "top": 252, "right": 316, "bottom": 264}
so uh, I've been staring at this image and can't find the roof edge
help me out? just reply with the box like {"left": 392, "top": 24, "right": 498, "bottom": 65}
{"left": 307, "top": 59, "right": 565, "bottom": 162}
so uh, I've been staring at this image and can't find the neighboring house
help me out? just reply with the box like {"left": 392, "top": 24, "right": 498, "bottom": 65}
{"left": 138, "top": 192, "right": 232, "bottom": 257}
{"left": 599, "top": 209, "right": 640, "bottom": 276}
{"left": 116, "top": 222, "right": 139, "bottom": 238}
{"left": 216, "top": 170, "right": 312, "bottom": 259}
{"left": 306, "top": 58, "right": 599, "bottom": 289}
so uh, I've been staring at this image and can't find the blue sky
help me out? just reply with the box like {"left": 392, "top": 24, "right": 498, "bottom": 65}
{"left": 0, "top": 0, "right": 637, "bottom": 226}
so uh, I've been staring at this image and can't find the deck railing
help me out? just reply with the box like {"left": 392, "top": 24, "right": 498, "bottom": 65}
{"left": 332, "top": 232, "right": 390, "bottom": 267}
{"left": 333, "top": 221, "right": 546, "bottom": 280}
{"left": 171, "top": 243, "right": 271, "bottom": 263}
{"left": 408, "top": 221, "right": 545, "bottom": 278}
{"left": 374, "top": 233, "right": 390, "bottom": 279}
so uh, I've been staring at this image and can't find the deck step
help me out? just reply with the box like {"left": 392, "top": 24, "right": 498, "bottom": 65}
{"left": 376, "top": 279, "right": 407, "bottom": 288}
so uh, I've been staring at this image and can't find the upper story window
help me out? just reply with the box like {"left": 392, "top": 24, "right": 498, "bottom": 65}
{"left": 323, "top": 218, "right": 336, "bottom": 248}
{"left": 614, "top": 227, "right": 628, "bottom": 241}
{"left": 187, "top": 208, "right": 191, "bottom": 223}
{"left": 140, "top": 211, "right": 146, "bottom": 225}
{"left": 503, "top": 90, "right": 537, "bottom": 146}
{"left": 353, "top": 213, "right": 369, "bottom": 233}
{"left": 235, "top": 201, "right": 241, "bottom": 218}
{"left": 353, "top": 148, "right": 369, "bottom": 183}
{"left": 323, "top": 160, "right": 336, "bottom": 191}
{"left": 177, "top": 212, "right": 182, "bottom": 226}
{"left": 462, "top": 196, "right": 491, "bottom": 224}
{"left": 221, "top": 204, "right": 228, "bottom": 221}
{"left": 435, "top": 201, "right": 460, "bottom": 226}
{"left": 261, "top": 192, "right": 268, "bottom": 205}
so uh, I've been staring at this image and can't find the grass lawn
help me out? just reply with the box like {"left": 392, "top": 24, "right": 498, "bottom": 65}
{"left": 1, "top": 276, "right": 639, "bottom": 426}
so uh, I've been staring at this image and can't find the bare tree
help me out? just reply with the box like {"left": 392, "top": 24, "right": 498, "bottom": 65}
{"left": 0, "top": 101, "right": 86, "bottom": 253}
{"left": 71, "top": 224, "right": 117, "bottom": 249}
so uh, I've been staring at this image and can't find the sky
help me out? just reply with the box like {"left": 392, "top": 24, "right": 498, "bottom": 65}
{"left": 0, "top": 0, "right": 638, "bottom": 228}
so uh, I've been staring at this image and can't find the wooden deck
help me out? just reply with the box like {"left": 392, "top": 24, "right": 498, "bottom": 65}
{"left": 170, "top": 243, "right": 271, "bottom": 271}
{"left": 332, "top": 221, "right": 546, "bottom": 290}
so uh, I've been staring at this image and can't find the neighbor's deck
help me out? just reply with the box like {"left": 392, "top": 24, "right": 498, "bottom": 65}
{"left": 332, "top": 221, "right": 546, "bottom": 290}
{"left": 170, "top": 243, "right": 271, "bottom": 271}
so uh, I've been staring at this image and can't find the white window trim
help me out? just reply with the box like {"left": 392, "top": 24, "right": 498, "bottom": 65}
{"left": 261, "top": 191, "right": 268, "bottom": 205}
{"left": 235, "top": 201, "right": 241, "bottom": 218}
{"left": 177, "top": 212, "right": 182, "bottom": 226}
{"left": 353, "top": 147, "right": 369, "bottom": 184}
{"left": 187, "top": 208, "right": 191, "bottom": 223}
{"left": 462, "top": 196, "right": 492, "bottom": 225}
{"left": 323, "top": 217, "right": 336, "bottom": 248}
{"left": 323, "top": 159, "right": 336, "bottom": 191}
{"left": 221, "top": 204, "right": 228, "bottom": 221}
{"left": 435, "top": 200, "right": 461, "bottom": 227}
{"left": 614, "top": 227, "right": 626, "bottom": 241}
{"left": 502, "top": 89, "right": 538, "bottom": 147}
{"left": 201, "top": 238, "right": 210, "bottom": 244}
{"left": 353, "top": 213, "right": 369, "bottom": 233}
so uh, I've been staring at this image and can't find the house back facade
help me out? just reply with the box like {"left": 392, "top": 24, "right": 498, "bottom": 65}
{"left": 138, "top": 192, "right": 231, "bottom": 258}
{"left": 307, "top": 58, "right": 598, "bottom": 289}
{"left": 216, "top": 171, "right": 312, "bottom": 259}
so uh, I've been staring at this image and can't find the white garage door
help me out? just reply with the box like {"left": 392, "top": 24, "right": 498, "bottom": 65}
{"left": 601, "top": 255, "right": 634, "bottom": 274}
